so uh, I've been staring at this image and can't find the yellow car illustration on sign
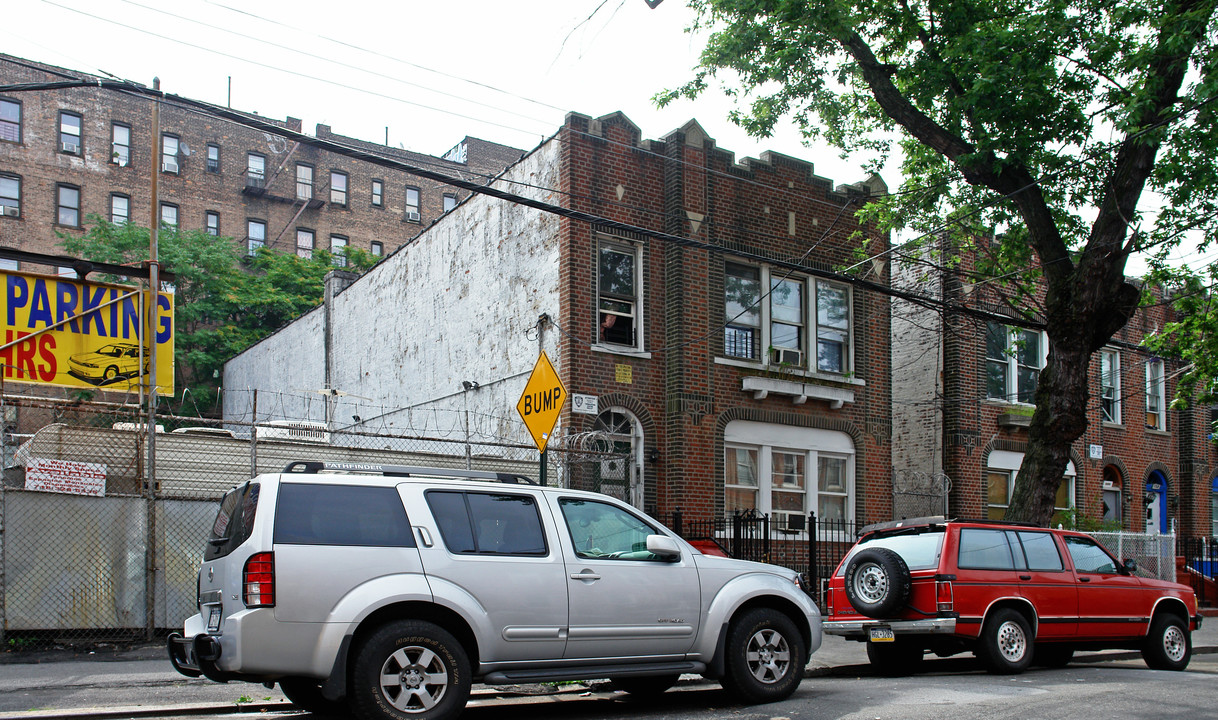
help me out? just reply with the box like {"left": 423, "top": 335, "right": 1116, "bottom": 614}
{"left": 68, "top": 343, "right": 150, "bottom": 385}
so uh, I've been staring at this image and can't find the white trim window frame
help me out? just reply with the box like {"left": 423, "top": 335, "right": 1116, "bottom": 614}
{"left": 1100, "top": 348, "right": 1121, "bottom": 424}
{"left": 596, "top": 236, "right": 643, "bottom": 351}
{"left": 111, "top": 123, "right": 131, "bottom": 167}
{"left": 986, "top": 450, "right": 1075, "bottom": 522}
{"left": 296, "top": 228, "right": 315, "bottom": 259}
{"left": 247, "top": 219, "right": 266, "bottom": 254}
{"left": 721, "top": 260, "right": 853, "bottom": 374}
{"left": 1146, "top": 358, "right": 1166, "bottom": 430}
{"left": 986, "top": 323, "right": 1047, "bottom": 404}
{"left": 723, "top": 421, "right": 855, "bottom": 536}
{"left": 296, "top": 163, "right": 314, "bottom": 201}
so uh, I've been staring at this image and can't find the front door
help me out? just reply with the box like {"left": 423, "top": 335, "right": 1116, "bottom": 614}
{"left": 553, "top": 496, "right": 700, "bottom": 661}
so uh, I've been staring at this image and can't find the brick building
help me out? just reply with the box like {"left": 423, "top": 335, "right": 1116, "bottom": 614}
{"left": 892, "top": 235, "right": 1217, "bottom": 539}
{"left": 0, "top": 53, "right": 524, "bottom": 272}
{"left": 224, "top": 111, "right": 893, "bottom": 552}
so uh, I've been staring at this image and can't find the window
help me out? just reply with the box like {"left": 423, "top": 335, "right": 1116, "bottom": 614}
{"left": 330, "top": 171, "right": 348, "bottom": 206}
{"left": 111, "top": 123, "right": 131, "bottom": 167}
{"left": 426, "top": 491, "right": 547, "bottom": 556}
{"left": 958, "top": 528, "right": 1015, "bottom": 570}
{"left": 597, "top": 238, "right": 641, "bottom": 349}
{"left": 1015, "top": 531, "right": 1064, "bottom": 571}
{"left": 370, "top": 241, "right": 383, "bottom": 256}
{"left": 1101, "top": 349, "right": 1121, "bottom": 423}
{"left": 1212, "top": 480, "right": 1218, "bottom": 537}
{"left": 405, "top": 186, "right": 420, "bottom": 220}
{"left": 724, "top": 262, "right": 761, "bottom": 360}
{"left": 160, "top": 202, "right": 178, "bottom": 228}
{"left": 1064, "top": 536, "right": 1118, "bottom": 574}
{"left": 161, "top": 134, "right": 180, "bottom": 173}
{"left": 721, "top": 261, "right": 853, "bottom": 372}
{"left": 371, "top": 179, "right": 383, "bottom": 207}
{"left": 0, "top": 174, "right": 19, "bottom": 217}
{"left": 0, "top": 98, "right": 20, "bottom": 143}
{"left": 296, "top": 228, "right": 314, "bottom": 258}
{"left": 985, "top": 450, "right": 1074, "bottom": 523}
{"left": 247, "top": 153, "right": 266, "bottom": 187}
{"left": 274, "top": 484, "right": 415, "bottom": 547}
{"left": 986, "top": 323, "right": 1045, "bottom": 403}
{"left": 56, "top": 184, "right": 80, "bottom": 226}
{"left": 296, "top": 164, "right": 313, "bottom": 200}
{"left": 724, "top": 420, "right": 855, "bottom": 532}
{"left": 110, "top": 194, "right": 129, "bottom": 224}
{"left": 206, "top": 143, "right": 220, "bottom": 173}
{"left": 330, "top": 234, "right": 347, "bottom": 266}
{"left": 443, "top": 193, "right": 457, "bottom": 212}
{"left": 559, "top": 498, "right": 664, "bottom": 560}
{"left": 1146, "top": 359, "right": 1165, "bottom": 430}
{"left": 59, "top": 111, "right": 82, "bottom": 154}
{"left": 205, "top": 211, "right": 220, "bottom": 236}
{"left": 247, "top": 219, "right": 266, "bottom": 254}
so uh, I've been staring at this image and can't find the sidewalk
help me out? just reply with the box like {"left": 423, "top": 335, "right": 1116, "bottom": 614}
{"left": 0, "top": 617, "right": 1213, "bottom": 720}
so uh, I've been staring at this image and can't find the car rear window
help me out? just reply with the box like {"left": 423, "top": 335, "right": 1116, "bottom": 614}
{"left": 273, "top": 483, "right": 415, "bottom": 547}
{"left": 205, "top": 482, "right": 260, "bottom": 561}
{"left": 426, "top": 490, "right": 547, "bottom": 556}
{"left": 837, "top": 529, "right": 944, "bottom": 574}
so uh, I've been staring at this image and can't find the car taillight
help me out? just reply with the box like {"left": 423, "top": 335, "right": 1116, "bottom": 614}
{"left": 825, "top": 587, "right": 834, "bottom": 617}
{"left": 936, "top": 580, "right": 954, "bottom": 612}
{"left": 243, "top": 552, "right": 275, "bottom": 607}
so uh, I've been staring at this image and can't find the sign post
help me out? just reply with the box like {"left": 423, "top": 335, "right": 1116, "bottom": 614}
{"left": 516, "top": 351, "right": 567, "bottom": 486}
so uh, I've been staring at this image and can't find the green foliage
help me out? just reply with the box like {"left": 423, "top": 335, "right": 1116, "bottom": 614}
{"left": 59, "top": 216, "right": 378, "bottom": 413}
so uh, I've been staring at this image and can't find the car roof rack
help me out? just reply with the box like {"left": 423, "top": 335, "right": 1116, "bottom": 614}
{"left": 282, "top": 461, "right": 537, "bottom": 485}
{"left": 858, "top": 516, "right": 949, "bottom": 536}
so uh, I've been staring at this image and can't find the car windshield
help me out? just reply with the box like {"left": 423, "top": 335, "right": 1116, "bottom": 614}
{"left": 96, "top": 345, "right": 123, "bottom": 357}
{"left": 837, "top": 529, "right": 945, "bottom": 575}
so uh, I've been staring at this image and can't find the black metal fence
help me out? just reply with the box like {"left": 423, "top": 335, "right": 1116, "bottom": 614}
{"left": 661, "top": 509, "right": 861, "bottom": 606}
{"left": 1179, "top": 536, "right": 1218, "bottom": 608}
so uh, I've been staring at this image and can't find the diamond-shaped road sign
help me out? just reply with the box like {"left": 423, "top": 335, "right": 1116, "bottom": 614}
{"left": 516, "top": 351, "right": 567, "bottom": 453}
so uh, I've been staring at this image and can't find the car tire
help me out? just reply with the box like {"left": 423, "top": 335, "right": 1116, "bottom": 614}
{"left": 103, "top": 365, "right": 119, "bottom": 382}
{"left": 1141, "top": 614, "right": 1191, "bottom": 671}
{"left": 866, "top": 639, "right": 925, "bottom": 676}
{"left": 1032, "top": 644, "right": 1074, "bottom": 668}
{"left": 609, "top": 674, "right": 680, "bottom": 696}
{"left": 843, "top": 548, "right": 911, "bottom": 618}
{"left": 720, "top": 608, "right": 805, "bottom": 705}
{"left": 977, "top": 608, "right": 1032, "bottom": 674}
{"left": 279, "top": 677, "right": 347, "bottom": 716}
{"left": 350, "top": 620, "right": 470, "bottom": 720}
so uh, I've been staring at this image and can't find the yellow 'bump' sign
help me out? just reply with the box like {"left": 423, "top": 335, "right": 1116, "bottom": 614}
{"left": 516, "top": 351, "right": 567, "bottom": 453}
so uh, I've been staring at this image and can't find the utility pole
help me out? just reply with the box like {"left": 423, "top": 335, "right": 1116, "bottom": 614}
{"left": 145, "top": 77, "right": 161, "bottom": 641}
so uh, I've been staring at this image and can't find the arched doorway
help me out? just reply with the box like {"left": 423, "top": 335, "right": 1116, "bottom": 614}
{"left": 1102, "top": 465, "right": 1122, "bottom": 526}
{"left": 1145, "top": 471, "right": 1168, "bottom": 535}
{"left": 593, "top": 408, "right": 644, "bottom": 509}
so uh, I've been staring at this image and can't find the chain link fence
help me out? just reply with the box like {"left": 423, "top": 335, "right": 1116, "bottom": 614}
{"left": 1, "top": 391, "right": 616, "bottom": 651}
{"left": 1088, "top": 530, "right": 1177, "bottom": 582}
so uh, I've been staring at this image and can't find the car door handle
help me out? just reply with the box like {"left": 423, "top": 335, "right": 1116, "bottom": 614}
{"left": 570, "top": 571, "right": 601, "bottom": 581}
{"left": 416, "top": 528, "right": 434, "bottom": 548}
{"left": 1079, "top": 577, "right": 1091, "bottom": 582}
{"left": 1019, "top": 575, "right": 1032, "bottom": 581}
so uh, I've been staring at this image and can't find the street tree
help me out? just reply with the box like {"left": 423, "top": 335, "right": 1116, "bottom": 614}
{"left": 661, "top": 0, "right": 1218, "bottom": 524}
{"left": 60, "top": 217, "right": 378, "bottom": 413}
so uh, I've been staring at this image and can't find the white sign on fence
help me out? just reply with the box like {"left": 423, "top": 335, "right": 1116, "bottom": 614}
{"left": 571, "top": 393, "right": 599, "bottom": 415}
{"left": 25, "top": 457, "right": 107, "bottom": 497}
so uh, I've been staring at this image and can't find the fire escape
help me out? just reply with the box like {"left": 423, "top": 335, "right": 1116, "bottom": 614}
{"left": 241, "top": 141, "right": 327, "bottom": 256}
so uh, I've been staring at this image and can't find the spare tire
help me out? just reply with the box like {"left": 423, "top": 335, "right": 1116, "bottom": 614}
{"left": 844, "top": 547, "right": 911, "bottom": 617}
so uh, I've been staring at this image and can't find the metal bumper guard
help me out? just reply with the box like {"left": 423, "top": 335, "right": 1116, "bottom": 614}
{"left": 167, "top": 632, "right": 230, "bottom": 682}
{"left": 823, "top": 617, "right": 957, "bottom": 638}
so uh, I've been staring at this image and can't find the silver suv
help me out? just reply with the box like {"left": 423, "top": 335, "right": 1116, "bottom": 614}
{"left": 168, "top": 462, "right": 821, "bottom": 720}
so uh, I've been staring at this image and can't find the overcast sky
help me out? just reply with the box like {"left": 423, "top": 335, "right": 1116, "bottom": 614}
{"left": 5, "top": 0, "right": 886, "bottom": 191}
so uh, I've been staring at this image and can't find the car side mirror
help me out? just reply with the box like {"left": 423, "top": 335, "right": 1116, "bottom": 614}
{"left": 646, "top": 534, "right": 681, "bottom": 561}
{"left": 1121, "top": 558, "right": 1137, "bottom": 575}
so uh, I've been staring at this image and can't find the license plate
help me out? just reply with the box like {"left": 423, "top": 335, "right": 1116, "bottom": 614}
{"left": 868, "top": 626, "right": 895, "bottom": 642}
{"left": 207, "top": 605, "right": 222, "bottom": 632}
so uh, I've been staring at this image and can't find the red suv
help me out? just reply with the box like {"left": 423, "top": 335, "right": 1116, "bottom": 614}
{"left": 823, "top": 517, "right": 1202, "bottom": 675}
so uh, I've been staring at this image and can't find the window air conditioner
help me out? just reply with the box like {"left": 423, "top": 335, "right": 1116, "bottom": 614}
{"left": 61, "top": 142, "right": 79, "bottom": 154}
{"left": 406, "top": 210, "right": 421, "bottom": 222}
{"left": 770, "top": 347, "right": 804, "bottom": 367}
{"left": 162, "top": 160, "right": 179, "bottom": 173}
{"left": 1, "top": 206, "right": 18, "bottom": 217}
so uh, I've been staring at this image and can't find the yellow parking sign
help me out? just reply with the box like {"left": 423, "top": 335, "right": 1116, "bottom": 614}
{"left": 516, "top": 351, "right": 567, "bottom": 452}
